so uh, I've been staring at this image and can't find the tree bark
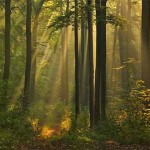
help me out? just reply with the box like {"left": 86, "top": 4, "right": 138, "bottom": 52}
{"left": 100, "top": 0, "right": 107, "bottom": 120}
{"left": 94, "top": 0, "right": 107, "bottom": 123}
{"left": 110, "top": 0, "right": 119, "bottom": 86}
{"left": 3, "top": 0, "right": 11, "bottom": 101}
{"left": 74, "top": 0, "right": 80, "bottom": 119}
{"left": 95, "top": 0, "right": 101, "bottom": 123}
{"left": 87, "top": 0, "right": 94, "bottom": 127}
{"left": 61, "top": 27, "right": 68, "bottom": 105}
{"left": 118, "top": 0, "right": 128, "bottom": 89}
{"left": 141, "top": 0, "right": 150, "bottom": 88}
{"left": 23, "top": 0, "right": 32, "bottom": 109}
{"left": 30, "top": 0, "right": 45, "bottom": 102}
{"left": 80, "top": 0, "right": 88, "bottom": 106}
{"left": 61, "top": 0, "right": 69, "bottom": 105}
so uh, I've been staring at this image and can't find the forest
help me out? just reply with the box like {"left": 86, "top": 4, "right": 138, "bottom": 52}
{"left": 0, "top": 0, "right": 150, "bottom": 149}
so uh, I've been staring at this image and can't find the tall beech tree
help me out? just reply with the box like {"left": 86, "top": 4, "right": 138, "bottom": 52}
{"left": 80, "top": 0, "right": 85, "bottom": 106}
{"left": 61, "top": 0, "right": 69, "bottom": 105}
{"left": 80, "top": 0, "right": 89, "bottom": 106}
{"left": 95, "top": 0, "right": 107, "bottom": 123}
{"left": 23, "top": 0, "right": 32, "bottom": 108}
{"left": 99, "top": 0, "right": 107, "bottom": 120}
{"left": 118, "top": 0, "right": 130, "bottom": 89}
{"left": 3, "top": 0, "right": 11, "bottom": 99}
{"left": 141, "top": 0, "right": 150, "bottom": 88}
{"left": 95, "top": 0, "right": 101, "bottom": 123}
{"left": 61, "top": 29, "right": 68, "bottom": 104}
{"left": 87, "top": 0, "right": 94, "bottom": 127}
{"left": 74, "top": 0, "right": 80, "bottom": 119}
{"left": 127, "top": 0, "right": 139, "bottom": 80}
{"left": 30, "top": 0, "right": 45, "bottom": 102}
{"left": 110, "top": 0, "right": 120, "bottom": 86}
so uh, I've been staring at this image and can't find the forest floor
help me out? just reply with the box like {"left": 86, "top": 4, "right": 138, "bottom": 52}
{"left": 17, "top": 125, "right": 150, "bottom": 150}
{"left": 20, "top": 138, "right": 150, "bottom": 150}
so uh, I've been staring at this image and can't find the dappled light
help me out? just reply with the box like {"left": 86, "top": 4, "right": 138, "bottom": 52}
{"left": 40, "top": 126, "right": 57, "bottom": 138}
{"left": 0, "top": 0, "right": 150, "bottom": 149}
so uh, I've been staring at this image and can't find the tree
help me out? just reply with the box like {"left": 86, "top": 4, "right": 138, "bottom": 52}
{"left": 141, "top": 0, "right": 150, "bottom": 88}
{"left": 127, "top": 0, "right": 139, "bottom": 81}
{"left": 80, "top": 0, "right": 89, "bottom": 107}
{"left": 100, "top": 0, "right": 107, "bottom": 120}
{"left": 110, "top": 0, "right": 119, "bottom": 86}
{"left": 95, "top": 0, "right": 101, "bottom": 123}
{"left": 94, "top": 0, "right": 107, "bottom": 123}
{"left": 74, "top": 0, "right": 80, "bottom": 119}
{"left": 23, "top": 0, "right": 32, "bottom": 109}
{"left": 61, "top": 0, "right": 69, "bottom": 105}
{"left": 3, "top": 0, "right": 11, "bottom": 101}
{"left": 118, "top": 0, "right": 128, "bottom": 88}
{"left": 30, "top": 0, "right": 45, "bottom": 102}
{"left": 87, "top": 0, "right": 94, "bottom": 127}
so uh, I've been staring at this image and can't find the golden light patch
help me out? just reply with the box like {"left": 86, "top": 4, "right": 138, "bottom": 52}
{"left": 40, "top": 126, "right": 56, "bottom": 138}
{"left": 60, "top": 117, "right": 71, "bottom": 131}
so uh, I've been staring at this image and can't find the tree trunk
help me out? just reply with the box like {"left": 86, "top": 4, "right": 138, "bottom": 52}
{"left": 118, "top": 0, "right": 128, "bottom": 89}
{"left": 3, "top": 0, "right": 11, "bottom": 102}
{"left": 23, "top": 0, "right": 32, "bottom": 109}
{"left": 80, "top": 0, "right": 88, "bottom": 106}
{"left": 95, "top": 0, "right": 101, "bottom": 123}
{"left": 110, "top": 0, "right": 119, "bottom": 86}
{"left": 74, "top": 0, "right": 80, "bottom": 119}
{"left": 61, "top": 0, "right": 69, "bottom": 105}
{"left": 30, "top": 0, "right": 45, "bottom": 102}
{"left": 141, "top": 0, "right": 150, "bottom": 88}
{"left": 61, "top": 27, "right": 68, "bottom": 105}
{"left": 100, "top": 0, "right": 107, "bottom": 120}
{"left": 87, "top": 0, "right": 94, "bottom": 127}
{"left": 127, "top": 0, "right": 139, "bottom": 80}
{"left": 94, "top": 0, "right": 107, "bottom": 123}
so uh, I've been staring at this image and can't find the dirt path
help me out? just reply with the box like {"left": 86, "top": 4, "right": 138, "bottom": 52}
{"left": 21, "top": 139, "right": 150, "bottom": 150}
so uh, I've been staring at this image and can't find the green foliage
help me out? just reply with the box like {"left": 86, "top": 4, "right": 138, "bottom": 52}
{"left": 0, "top": 106, "right": 36, "bottom": 149}
{"left": 0, "top": 80, "right": 13, "bottom": 108}
{"left": 49, "top": 10, "right": 74, "bottom": 30}
{"left": 106, "top": 14, "right": 127, "bottom": 28}
{"left": 0, "top": 129, "right": 15, "bottom": 150}
{"left": 30, "top": 100, "right": 66, "bottom": 127}
{"left": 118, "top": 81, "right": 150, "bottom": 143}
{"left": 104, "top": 80, "right": 150, "bottom": 144}
{"left": 76, "top": 108, "right": 89, "bottom": 131}
{"left": 123, "top": 80, "right": 150, "bottom": 125}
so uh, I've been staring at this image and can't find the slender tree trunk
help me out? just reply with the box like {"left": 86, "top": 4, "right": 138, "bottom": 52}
{"left": 83, "top": 29, "right": 89, "bottom": 106}
{"left": 3, "top": 0, "right": 11, "bottom": 101}
{"left": 111, "top": 27, "right": 118, "bottom": 85}
{"left": 30, "top": 15, "right": 38, "bottom": 102}
{"left": 141, "top": 0, "right": 150, "bottom": 88}
{"left": 23, "top": 0, "right": 32, "bottom": 109}
{"left": 87, "top": 0, "right": 94, "bottom": 127}
{"left": 61, "top": 0, "right": 69, "bottom": 105}
{"left": 80, "top": 0, "right": 85, "bottom": 69}
{"left": 110, "top": 0, "right": 119, "bottom": 85}
{"left": 80, "top": 0, "right": 88, "bottom": 106}
{"left": 100, "top": 0, "right": 107, "bottom": 120}
{"left": 127, "top": 0, "right": 139, "bottom": 80}
{"left": 94, "top": 0, "right": 107, "bottom": 123}
{"left": 74, "top": 0, "right": 80, "bottom": 119}
{"left": 127, "top": 0, "right": 131, "bottom": 57}
{"left": 118, "top": 0, "right": 128, "bottom": 89}
{"left": 61, "top": 28, "right": 68, "bottom": 105}
{"left": 30, "top": 0, "right": 45, "bottom": 102}
{"left": 95, "top": 0, "right": 101, "bottom": 123}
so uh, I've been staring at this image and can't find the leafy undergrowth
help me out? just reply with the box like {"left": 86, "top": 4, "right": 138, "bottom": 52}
{"left": 17, "top": 124, "right": 150, "bottom": 150}
{"left": 18, "top": 134, "right": 150, "bottom": 150}
{"left": 1, "top": 81, "right": 150, "bottom": 149}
